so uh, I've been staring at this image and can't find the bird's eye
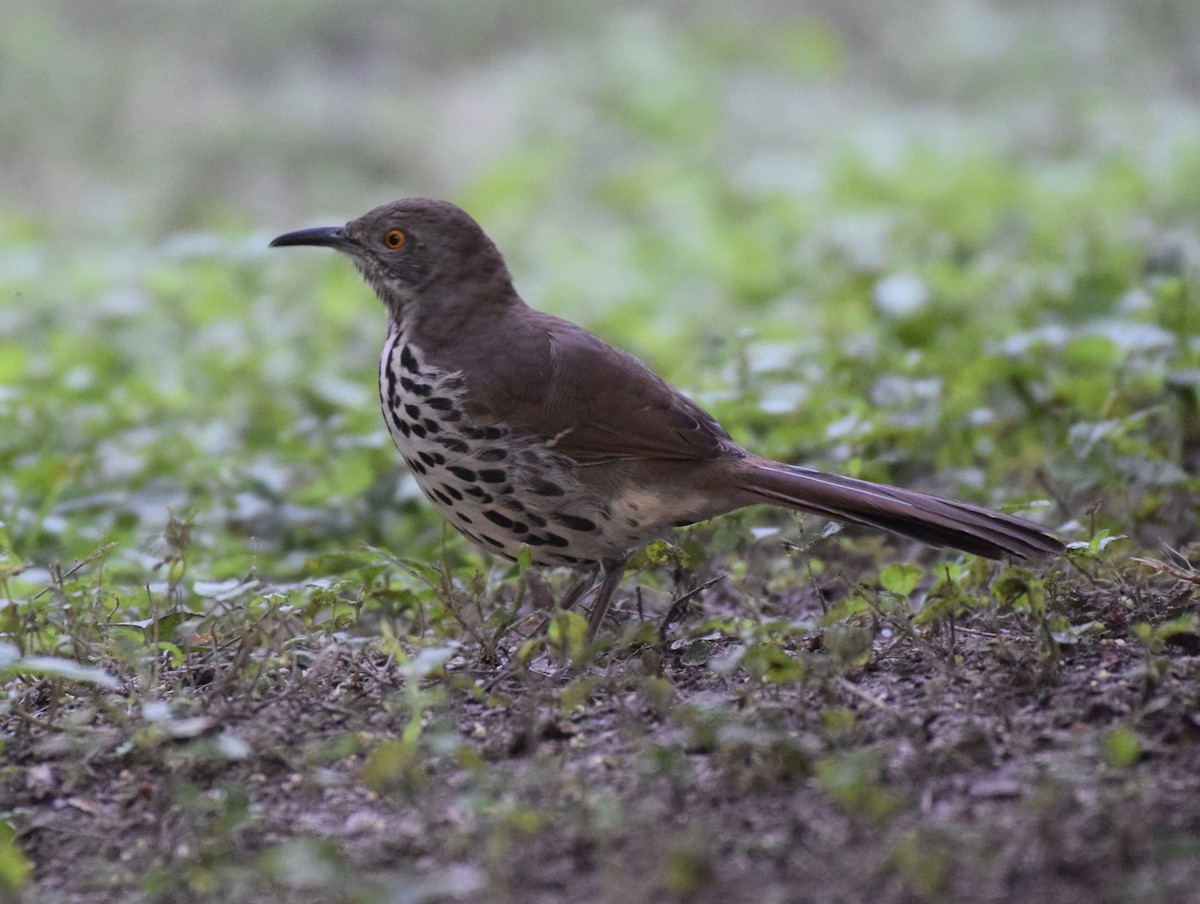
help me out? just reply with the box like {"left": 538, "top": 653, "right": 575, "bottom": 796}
{"left": 384, "top": 229, "right": 406, "bottom": 249}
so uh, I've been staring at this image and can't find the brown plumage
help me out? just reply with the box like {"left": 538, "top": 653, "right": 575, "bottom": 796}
{"left": 271, "top": 199, "right": 1063, "bottom": 635}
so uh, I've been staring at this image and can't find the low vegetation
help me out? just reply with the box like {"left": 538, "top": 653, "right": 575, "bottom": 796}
{"left": 3, "top": 2, "right": 1200, "bottom": 901}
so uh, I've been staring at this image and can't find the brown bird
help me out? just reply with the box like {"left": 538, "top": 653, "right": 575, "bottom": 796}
{"left": 271, "top": 199, "right": 1062, "bottom": 635}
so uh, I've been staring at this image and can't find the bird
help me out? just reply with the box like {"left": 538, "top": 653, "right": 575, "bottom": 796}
{"left": 270, "top": 199, "right": 1063, "bottom": 636}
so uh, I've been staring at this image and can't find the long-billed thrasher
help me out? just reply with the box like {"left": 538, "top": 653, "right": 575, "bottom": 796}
{"left": 271, "top": 199, "right": 1062, "bottom": 635}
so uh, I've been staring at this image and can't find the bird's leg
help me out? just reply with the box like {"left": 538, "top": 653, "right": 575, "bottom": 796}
{"left": 586, "top": 557, "right": 628, "bottom": 638}
{"left": 557, "top": 567, "right": 598, "bottom": 612}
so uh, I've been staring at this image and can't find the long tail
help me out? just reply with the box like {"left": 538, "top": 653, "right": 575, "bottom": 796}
{"left": 736, "top": 458, "right": 1062, "bottom": 560}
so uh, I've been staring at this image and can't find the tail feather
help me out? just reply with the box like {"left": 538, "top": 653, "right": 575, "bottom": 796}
{"left": 738, "top": 460, "right": 1062, "bottom": 560}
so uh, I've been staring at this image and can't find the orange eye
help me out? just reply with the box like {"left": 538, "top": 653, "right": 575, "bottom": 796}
{"left": 384, "top": 229, "right": 406, "bottom": 249}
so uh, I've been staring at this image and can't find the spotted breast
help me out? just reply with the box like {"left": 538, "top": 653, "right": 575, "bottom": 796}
{"left": 377, "top": 325, "right": 626, "bottom": 567}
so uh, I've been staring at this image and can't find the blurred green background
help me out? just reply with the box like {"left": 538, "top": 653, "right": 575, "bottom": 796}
{"left": 2, "top": 0, "right": 1199, "bottom": 580}
{"left": 5, "top": 0, "right": 1198, "bottom": 233}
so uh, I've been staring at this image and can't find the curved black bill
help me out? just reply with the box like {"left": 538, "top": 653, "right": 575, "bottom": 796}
{"left": 269, "top": 225, "right": 346, "bottom": 248}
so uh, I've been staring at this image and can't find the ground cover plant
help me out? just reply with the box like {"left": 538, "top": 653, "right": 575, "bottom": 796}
{"left": 3, "top": 1, "right": 1200, "bottom": 901}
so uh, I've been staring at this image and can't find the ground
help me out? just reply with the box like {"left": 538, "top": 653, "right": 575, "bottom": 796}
{"left": 7, "top": 546, "right": 1200, "bottom": 903}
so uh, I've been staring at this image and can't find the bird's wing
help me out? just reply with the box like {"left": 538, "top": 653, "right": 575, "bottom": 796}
{"left": 436, "top": 310, "right": 735, "bottom": 463}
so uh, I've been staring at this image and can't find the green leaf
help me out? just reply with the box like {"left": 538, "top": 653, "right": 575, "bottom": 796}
{"left": 0, "top": 822, "right": 32, "bottom": 891}
{"left": 819, "top": 593, "right": 872, "bottom": 628}
{"left": 547, "top": 610, "right": 590, "bottom": 666}
{"left": 879, "top": 563, "right": 923, "bottom": 597}
{"left": 362, "top": 737, "right": 421, "bottom": 790}
{"left": 1101, "top": 726, "right": 1142, "bottom": 768}
{"left": 742, "top": 643, "right": 804, "bottom": 683}
{"left": 813, "top": 749, "right": 896, "bottom": 823}
{"left": 825, "top": 623, "right": 875, "bottom": 667}
{"left": 1066, "top": 529, "right": 1128, "bottom": 559}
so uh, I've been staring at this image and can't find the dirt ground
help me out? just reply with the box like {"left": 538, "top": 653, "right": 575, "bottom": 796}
{"left": 7, "top": 558, "right": 1200, "bottom": 904}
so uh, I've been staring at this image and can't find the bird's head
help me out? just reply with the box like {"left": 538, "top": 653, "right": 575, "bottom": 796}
{"left": 270, "top": 198, "right": 512, "bottom": 320}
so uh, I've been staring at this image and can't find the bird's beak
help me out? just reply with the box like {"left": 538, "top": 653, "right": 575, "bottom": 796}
{"left": 269, "top": 225, "right": 348, "bottom": 249}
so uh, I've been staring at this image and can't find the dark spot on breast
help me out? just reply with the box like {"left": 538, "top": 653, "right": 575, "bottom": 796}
{"left": 404, "top": 404, "right": 421, "bottom": 419}
{"left": 418, "top": 451, "right": 437, "bottom": 467}
{"left": 524, "top": 535, "right": 547, "bottom": 546}
{"left": 555, "top": 514, "right": 598, "bottom": 533}
{"left": 410, "top": 423, "right": 427, "bottom": 439}
{"left": 477, "top": 447, "right": 507, "bottom": 462}
{"left": 525, "top": 512, "right": 547, "bottom": 528}
{"left": 529, "top": 479, "right": 565, "bottom": 497}
{"left": 543, "top": 533, "right": 569, "bottom": 548}
{"left": 478, "top": 469, "right": 507, "bottom": 483}
{"left": 393, "top": 418, "right": 411, "bottom": 438}
{"left": 477, "top": 510, "right": 526, "bottom": 534}
{"left": 483, "top": 510, "right": 514, "bottom": 530}
{"left": 441, "top": 408, "right": 462, "bottom": 422}
{"left": 427, "top": 397, "right": 453, "bottom": 410}
{"left": 481, "top": 534, "right": 506, "bottom": 549}
{"left": 432, "top": 489, "right": 454, "bottom": 506}
{"left": 448, "top": 465, "right": 476, "bottom": 481}
{"left": 400, "top": 345, "right": 419, "bottom": 373}
{"left": 423, "top": 418, "right": 441, "bottom": 434}
{"left": 440, "top": 483, "right": 463, "bottom": 501}
{"left": 463, "top": 486, "right": 492, "bottom": 503}
{"left": 435, "top": 437, "right": 470, "bottom": 454}
{"left": 404, "top": 457, "right": 427, "bottom": 475}
{"left": 483, "top": 510, "right": 513, "bottom": 529}
{"left": 457, "top": 513, "right": 473, "bottom": 524}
